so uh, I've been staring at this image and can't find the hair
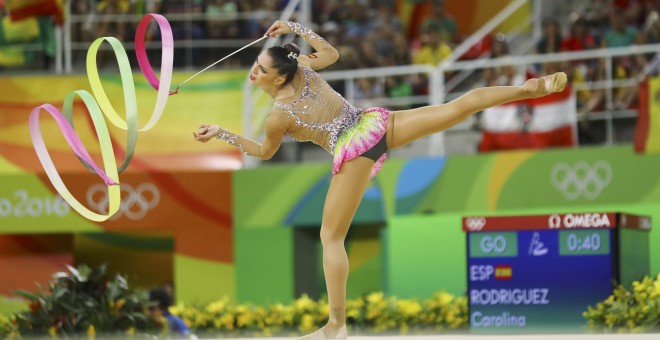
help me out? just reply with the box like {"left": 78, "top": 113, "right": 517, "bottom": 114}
{"left": 266, "top": 43, "right": 300, "bottom": 85}
{"left": 149, "top": 288, "right": 172, "bottom": 312}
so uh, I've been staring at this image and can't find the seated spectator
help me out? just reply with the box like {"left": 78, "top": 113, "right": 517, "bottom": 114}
{"left": 70, "top": 0, "right": 95, "bottom": 43}
{"left": 369, "top": 25, "right": 396, "bottom": 61}
{"left": 602, "top": 11, "right": 639, "bottom": 48}
{"left": 420, "top": 0, "right": 458, "bottom": 43}
{"left": 490, "top": 33, "right": 509, "bottom": 59}
{"left": 206, "top": 0, "right": 239, "bottom": 40}
{"left": 161, "top": 0, "right": 206, "bottom": 66}
{"left": 356, "top": 40, "right": 386, "bottom": 69}
{"left": 561, "top": 18, "right": 598, "bottom": 51}
{"left": 354, "top": 77, "right": 385, "bottom": 107}
{"left": 412, "top": 29, "right": 453, "bottom": 65}
{"left": 344, "top": 3, "right": 375, "bottom": 44}
{"left": 385, "top": 76, "right": 414, "bottom": 110}
{"left": 643, "top": 10, "right": 660, "bottom": 44}
{"left": 149, "top": 288, "right": 192, "bottom": 339}
{"left": 575, "top": 0, "right": 613, "bottom": 31}
{"left": 96, "top": 0, "right": 130, "bottom": 41}
{"left": 373, "top": 3, "right": 403, "bottom": 32}
{"left": 537, "top": 18, "right": 563, "bottom": 54}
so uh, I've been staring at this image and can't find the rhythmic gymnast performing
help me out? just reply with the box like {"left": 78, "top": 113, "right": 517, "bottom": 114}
{"left": 193, "top": 21, "right": 567, "bottom": 339}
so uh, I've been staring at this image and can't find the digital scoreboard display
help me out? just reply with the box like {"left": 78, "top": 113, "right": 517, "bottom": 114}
{"left": 463, "top": 213, "right": 652, "bottom": 331}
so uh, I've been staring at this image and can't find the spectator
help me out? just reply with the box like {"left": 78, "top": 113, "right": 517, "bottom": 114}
{"left": 369, "top": 26, "right": 396, "bottom": 61}
{"left": 344, "top": 3, "right": 374, "bottom": 44}
{"left": 537, "top": 18, "right": 563, "bottom": 54}
{"left": 420, "top": 0, "right": 459, "bottom": 43}
{"left": 490, "top": 33, "right": 509, "bottom": 58}
{"left": 206, "top": 0, "right": 239, "bottom": 40}
{"left": 96, "top": 0, "right": 130, "bottom": 41}
{"left": 70, "top": 0, "right": 95, "bottom": 43}
{"left": 643, "top": 10, "right": 660, "bottom": 43}
{"left": 161, "top": 0, "right": 206, "bottom": 67}
{"left": 385, "top": 76, "right": 414, "bottom": 110}
{"left": 94, "top": 0, "right": 129, "bottom": 68}
{"left": 354, "top": 77, "right": 385, "bottom": 106}
{"left": 356, "top": 40, "right": 385, "bottom": 69}
{"left": 575, "top": 0, "right": 613, "bottom": 31}
{"left": 412, "top": 29, "right": 453, "bottom": 66}
{"left": 613, "top": 0, "right": 660, "bottom": 27}
{"left": 602, "top": 11, "right": 639, "bottom": 48}
{"left": 561, "top": 18, "right": 598, "bottom": 51}
{"left": 372, "top": 3, "right": 403, "bottom": 32}
{"left": 149, "top": 288, "right": 192, "bottom": 339}
{"left": 390, "top": 32, "right": 412, "bottom": 66}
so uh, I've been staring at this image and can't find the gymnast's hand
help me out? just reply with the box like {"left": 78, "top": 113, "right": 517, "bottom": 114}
{"left": 193, "top": 124, "right": 219, "bottom": 143}
{"left": 264, "top": 20, "right": 292, "bottom": 38}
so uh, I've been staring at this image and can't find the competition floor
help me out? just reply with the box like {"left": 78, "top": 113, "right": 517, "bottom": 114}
{"left": 220, "top": 334, "right": 659, "bottom": 340}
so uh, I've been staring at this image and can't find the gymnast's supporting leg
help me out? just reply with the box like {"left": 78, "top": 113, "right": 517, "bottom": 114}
{"left": 300, "top": 157, "right": 375, "bottom": 340}
{"left": 386, "top": 72, "right": 568, "bottom": 150}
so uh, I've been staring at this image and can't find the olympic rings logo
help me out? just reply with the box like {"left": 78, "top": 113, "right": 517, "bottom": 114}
{"left": 86, "top": 183, "right": 160, "bottom": 221}
{"left": 550, "top": 161, "right": 613, "bottom": 201}
{"left": 465, "top": 217, "right": 486, "bottom": 231}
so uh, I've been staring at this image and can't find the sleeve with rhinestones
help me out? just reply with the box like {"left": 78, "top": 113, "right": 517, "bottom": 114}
{"left": 285, "top": 21, "right": 331, "bottom": 53}
{"left": 214, "top": 113, "right": 287, "bottom": 160}
{"left": 215, "top": 129, "right": 250, "bottom": 155}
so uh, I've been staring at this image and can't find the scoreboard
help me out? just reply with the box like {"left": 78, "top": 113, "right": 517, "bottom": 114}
{"left": 463, "top": 213, "right": 652, "bottom": 331}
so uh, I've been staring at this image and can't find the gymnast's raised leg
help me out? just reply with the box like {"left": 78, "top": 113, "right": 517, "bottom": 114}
{"left": 386, "top": 72, "right": 568, "bottom": 149}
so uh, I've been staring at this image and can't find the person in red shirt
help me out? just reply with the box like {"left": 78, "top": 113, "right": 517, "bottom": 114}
{"left": 561, "top": 18, "right": 598, "bottom": 52}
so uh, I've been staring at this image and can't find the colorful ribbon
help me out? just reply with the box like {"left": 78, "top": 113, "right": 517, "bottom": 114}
{"left": 29, "top": 14, "right": 174, "bottom": 221}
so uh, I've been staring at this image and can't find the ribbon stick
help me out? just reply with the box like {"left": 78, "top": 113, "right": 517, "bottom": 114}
{"left": 171, "top": 35, "right": 267, "bottom": 94}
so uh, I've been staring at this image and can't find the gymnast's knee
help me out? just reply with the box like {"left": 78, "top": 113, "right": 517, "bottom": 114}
{"left": 320, "top": 225, "right": 346, "bottom": 246}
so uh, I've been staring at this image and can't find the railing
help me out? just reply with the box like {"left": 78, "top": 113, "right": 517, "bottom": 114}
{"left": 241, "top": 0, "right": 541, "bottom": 163}
{"left": 3, "top": 0, "right": 658, "bottom": 163}
{"left": 243, "top": 42, "right": 660, "bottom": 164}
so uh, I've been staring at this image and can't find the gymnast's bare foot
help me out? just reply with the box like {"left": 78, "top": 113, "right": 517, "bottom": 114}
{"left": 299, "top": 323, "right": 347, "bottom": 339}
{"left": 523, "top": 72, "right": 567, "bottom": 97}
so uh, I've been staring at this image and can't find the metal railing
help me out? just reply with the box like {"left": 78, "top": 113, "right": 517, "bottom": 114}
{"left": 3, "top": 0, "right": 657, "bottom": 163}
{"left": 242, "top": 42, "right": 660, "bottom": 163}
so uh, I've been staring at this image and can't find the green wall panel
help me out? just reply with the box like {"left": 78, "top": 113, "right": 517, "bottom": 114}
{"left": 235, "top": 228, "right": 294, "bottom": 304}
{"left": 386, "top": 215, "right": 467, "bottom": 298}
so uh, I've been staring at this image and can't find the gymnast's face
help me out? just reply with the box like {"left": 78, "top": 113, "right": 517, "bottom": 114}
{"left": 249, "top": 52, "right": 285, "bottom": 87}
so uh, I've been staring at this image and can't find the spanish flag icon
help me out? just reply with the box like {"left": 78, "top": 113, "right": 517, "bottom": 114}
{"left": 495, "top": 265, "right": 512, "bottom": 280}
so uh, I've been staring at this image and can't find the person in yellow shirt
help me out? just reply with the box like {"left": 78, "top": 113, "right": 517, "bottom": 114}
{"left": 413, "top": 29, "right": 453, "bottom": 65}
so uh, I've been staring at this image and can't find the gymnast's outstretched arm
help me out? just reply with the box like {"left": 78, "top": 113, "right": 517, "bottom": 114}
{"left": 194, "top": 113, "right": 287, "bottom": 160}
{"left": 264, "top": 20, "right": 339, "bottom": 71}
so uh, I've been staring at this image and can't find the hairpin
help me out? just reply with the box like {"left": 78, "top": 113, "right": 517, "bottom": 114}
{"left": 287, "top": 51, "right": 299, "bottom": 61}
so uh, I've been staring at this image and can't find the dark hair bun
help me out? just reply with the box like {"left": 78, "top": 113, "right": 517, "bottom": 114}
{"left": 283, "top": 43, "right": 300, "bottom": 61}
{"left": 266, "top": 43, "right": 300, "bottom": 85}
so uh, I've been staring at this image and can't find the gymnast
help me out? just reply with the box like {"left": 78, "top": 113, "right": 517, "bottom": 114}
{"left": 194, "top": 20, "right": 567, "bottom": 339}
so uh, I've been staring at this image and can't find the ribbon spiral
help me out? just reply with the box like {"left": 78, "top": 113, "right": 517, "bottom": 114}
{"left": 29, "top": 14, "right": 174, "bottom": 222}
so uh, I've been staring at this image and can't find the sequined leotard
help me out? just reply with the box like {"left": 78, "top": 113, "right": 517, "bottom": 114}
{"left": 215, "top": 21, "right": 389, "bottom": 178}
{"left": 271, "top": 64, "right": 389, "bottom": 178}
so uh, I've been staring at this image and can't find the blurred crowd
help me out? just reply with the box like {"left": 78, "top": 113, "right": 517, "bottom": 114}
{"left": 3, "top": 0, "right": 660, "bottom": 147}
{"left": 58, "top": 0, "right": 459, "bottom": 110}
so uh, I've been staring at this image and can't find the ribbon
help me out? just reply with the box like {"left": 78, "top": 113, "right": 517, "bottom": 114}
{"left": 29, "top": 14, "right": 265, "bottom": 221}
{"left": 30, "top": 91, "right": 120, "bottom": 222}
{"left": 28, "top": 14, "right": 173, "bottom": 221}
